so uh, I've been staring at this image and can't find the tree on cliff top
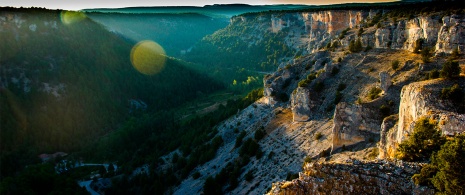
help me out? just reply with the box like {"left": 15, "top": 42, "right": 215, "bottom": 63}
{"left": 396, "top": 118, "right": 446, "bottom": 162}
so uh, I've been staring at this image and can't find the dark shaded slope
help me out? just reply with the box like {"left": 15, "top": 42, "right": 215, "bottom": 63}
{"left": 0, "top": 8, "right": 223, "bottom": 172}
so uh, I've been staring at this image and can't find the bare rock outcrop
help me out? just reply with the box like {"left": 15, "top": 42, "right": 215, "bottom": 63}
{"left": 331, "top": 102, "right": 381, "bottom": 152}
{"left": 268, "top": 160, "right": 434, "bottom": 195}
{"left": 379, "top": 71, "right": 392, "bottom": 92}
{"left": 290, "top": 87, "right": 312, "bottom": 122}
{"left": 381, "top": 79, "right": 465, "bottom": 159}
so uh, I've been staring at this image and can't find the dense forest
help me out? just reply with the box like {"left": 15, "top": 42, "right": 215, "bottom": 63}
{"left": 0, "top": 8, "right": 224, "bottom": 179}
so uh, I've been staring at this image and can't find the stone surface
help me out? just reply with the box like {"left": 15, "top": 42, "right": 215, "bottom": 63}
{"left": 268, "top": 160, "right": 435, "bottom": 195}
{"left": 331, "top": 102, "right": 381, "bottom": 152}
{"left": 290, "top": 87, "right": 312, "bottom": 122}
{"left": 379, "top": 71, "right": 392, "bottom": 92}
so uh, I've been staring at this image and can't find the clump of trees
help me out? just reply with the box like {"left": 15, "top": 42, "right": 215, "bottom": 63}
{"left": 367, "top": 86, "right": 382, "bottom": 100}
{"left": 396, "top": 118, "right": 446, "bottom": 162}
{"left": 412, "top": 135, "right": 465, "bottom": 194}
{"left": 440, "top": 60, "right": 460, "bottom": 79}
{"left": 349, "top": 38, "right": 363, "bottom": 53}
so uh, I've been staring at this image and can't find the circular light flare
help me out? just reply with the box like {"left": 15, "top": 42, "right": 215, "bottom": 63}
{"left": 60, "top": 11, "right": 86, "bottom": 25}
{"left": 130, "top": 40, "right": 167, "bottom": 75}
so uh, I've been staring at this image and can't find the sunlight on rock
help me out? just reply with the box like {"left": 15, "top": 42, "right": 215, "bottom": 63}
{"left": 130, "top": 40, "right": 166, "bottom": 75}
{"left": 60, "top": 11, "right": 86, "bottom": 25}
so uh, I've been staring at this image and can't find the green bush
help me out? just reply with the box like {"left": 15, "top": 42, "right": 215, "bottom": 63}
{"left": 313, "top": 81, "right": 324, "bottom": 92}
{"left": 379, "top": 104, "right": 390, "bottom": 118}
{"left": 391, "top": 60, "right": 400, "bottom": 70}
{"left": 254, "top": 128, "right": 266, "bottom": 141}
{"left": 396, "top": 118, "right": 446, "bottom": 162}
{"left": 440, "top": 84, "right": 464, "bottom": 105}
{"left": 428, "top": 69, "right": 440, "bottom": 79}
{"left": 331, "top": 67, "right": 340, "bottom": 76}
{"left": 334, "top": 91, "right": 343, "bottom": 104}
{"left": 337, "top": 83, "right": 346, "bottom": 91}
{"left": 367, "top": 86, "right": 382, "bottom": 100}
{"left": 421, "top": 47, "right": 433, "bottom": 63}
{"left": 315, "top": 132, "right": 323, "bottom": 140}
{"left": 413, "top": 135, "right": 465, "bottom": 194}
{"left": 440, "top": 60, "right": 460, "bottom": 79}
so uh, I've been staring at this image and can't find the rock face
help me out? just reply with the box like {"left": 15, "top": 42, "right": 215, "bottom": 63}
{"left": 379, "top": 71, "right": 392, "bottom": 92}
{"left": 234, "top": 11, "right": 465, "bottom": 54}
{"left": 331, "top": 102, "right": 381, "bottom": 152}
{"left": 381, "top": 79, "right": 465, "bottom": 159}
{"left": 268, "top": 160, "right": 434, "bottom": 195}
{"left": 378, "top": 115, "right": 399, "bottom": 159}
{"left": 290, "top": 87, "right": 312, "bottom": 122}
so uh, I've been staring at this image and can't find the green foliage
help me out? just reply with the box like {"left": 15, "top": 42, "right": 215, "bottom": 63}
{"left": 313, "top": 81, "right": 324, "bottom": 92}
{"left": 304, "top": 156, "right": 312, "bottom": 163}
{"left": 334, "top": 91, "right": 343, "bottom": 104}
{"left": 0, "top": 163, "right": 87, "bottom": 195}
{"left": 440, "top": 84, "right": 464, "bottom": 106}
{"left": 235, "top": 131, "right": 247, "bottom": 148}
{"left": 428, "top": 69, "right": 440, "bottom": 79}
{"left": 413, "top": 135, "right": 465, "bottom": 194}
{"left": 391, "top": 60, "right": 400, "bottom": 70}
{"left": 254, "top": 128, "right": 266, "bottom": 141}
{"left": 396, "top": 118, "right": 446, "bottom": 162}
{"left": 337, "top": 57, "right": 342, "bottom": 63}
{"left": 315, "top": 132, "right": 323, "bottom": 140}
{"left": 245, "top": 170, "right": 254, "bottom": 182}
{"left": 338, "top": 28, "right": 350, "bottom": 39}
{"left": 349, "top": 38, "right": 363, "bottom": 53}
{"left": 379, "top": 104, "right": 390, "bottom": 118}
{"left": 357, "top": 27, "right": 364, "bottom": 37}
{"left": 286, "top": 172, "right": 299, "bottom": 181}
{"left": 421, "top": 47, "right": 433, "bottom": 63}
{"left": 337, "top": 83, "right": 347, "bottom": 91}
{"left": 367, "top": 86, "right": 382, "bottom": 100}
{"left": 369, "top": 12, "right": 383, "bottom": 27}
{"left": 298, "top": 72, "right": 317, "bottom": 88}
{"left": 449, "top": 47, "right": 460, "bottom": 60}
{"left": 331, "top": 67, "right": 340, "bottom": 76}
{"left": 440, "top": 60, "right": 461, "bottom": 79}
{"left": 413, "top": 38, "right": 424, "bottom": 54}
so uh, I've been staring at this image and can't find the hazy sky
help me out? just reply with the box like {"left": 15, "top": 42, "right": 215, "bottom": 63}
{"left": 1, "top": 0, "right": 397, "bottom": 10}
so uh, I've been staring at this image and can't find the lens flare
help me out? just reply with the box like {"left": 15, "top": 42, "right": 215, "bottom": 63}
{"left": 130, "top": 40, "right": 166, "bottom": 75}
{"left": 60, "top": 11, "right": 86, "bottom": 25}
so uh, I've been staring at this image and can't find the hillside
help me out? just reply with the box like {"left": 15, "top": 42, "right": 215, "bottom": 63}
{"left": 0, "top": 8, "right": 223, "bottom": 178}
{"left": 1, "top": 1, "right": 465, "bottom": 195}
{"left": 172, "top": 1, "right": 465, "bottom": 194}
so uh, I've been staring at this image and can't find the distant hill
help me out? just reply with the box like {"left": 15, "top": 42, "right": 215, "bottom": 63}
{"left": 83, "top": 4, "right": 311, "bottom": 18}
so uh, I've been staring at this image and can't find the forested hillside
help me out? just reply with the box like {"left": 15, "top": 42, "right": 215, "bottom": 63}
{"left": 0, "top": 8, "right": 223, "bottom": 177}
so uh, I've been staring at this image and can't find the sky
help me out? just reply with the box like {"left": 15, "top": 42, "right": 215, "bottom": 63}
{"left": 1, "top": 0, "right": 398, "bottom": 10}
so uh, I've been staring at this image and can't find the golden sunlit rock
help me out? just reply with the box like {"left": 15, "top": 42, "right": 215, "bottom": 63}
{"left": 60, "top": 11, "right": 86, "bottom": 25}
{"left": 130, "top": 40, "right": 166, "bottom": 75}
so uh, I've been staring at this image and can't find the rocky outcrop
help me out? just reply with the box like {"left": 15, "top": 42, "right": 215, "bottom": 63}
{"left": 378, "top": 115, "right": 399, "bottom": 159}
{"left": 268, "top": 160, "right": 434, "bottom": 195}
{"left": 290, "top": 87, "right": 312, "bottom": 122}
{"left": 381, "top": 79, "right": 465, "bottom": 159}
{"left": 331, "top": 102, "right": 381, "bottom": 152}
{"left": 379, "top": 71, "right": 392, "bottom": 92}
{"left": 234, "top": 10, "right": 465, "bottom": 54}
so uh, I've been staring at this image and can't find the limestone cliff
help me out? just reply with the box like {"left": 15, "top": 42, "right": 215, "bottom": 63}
{"left": 380, "top": 79, "right": 465, "bottom": 159}
{"left": 234, "top": 11, "right": 465, "bottom": 54}
{"left": 268, "top": 160, "right": 434, "bottom": 195}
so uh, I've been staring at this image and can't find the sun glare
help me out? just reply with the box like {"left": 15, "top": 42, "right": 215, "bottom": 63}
{"left": 130, "top": 40, "right": 167, "bottom": 75}
{"left": 60, "top": 11, "right": 86, "bottom": 25}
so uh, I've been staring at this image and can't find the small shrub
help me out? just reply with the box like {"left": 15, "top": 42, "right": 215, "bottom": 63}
{"left": 334, "top": 91, "right": 343, "bottom": 104}
{"left": 440, "top": 84, "right": 464, "bottom": 104}
{"left": 364, "top": 45, "right": 372, "bottom": 52}
{"left": 254, "top": 129, "right": 266, "bottom": 141}
{"left": 440, "top": 60, "right": 460, "bottom": 79}
{"left": 379, "top": 104, "right": 390, "bottom": 118}
{"left": 421, "top": 47, "right": 433, "bottom": 63}
{"left": 428, "top": 69, "right": 439, "bottom": 79}
{"left": 331, "top": 67, "right": 340, "bottom": 76}
{"left": 304, "top": 156, "right": 312, "bottom": 163}
{"left": 315, "top": 132, "right": 323, "bottom": 140}
{"left": 313, "top": 81, "right": 324, "bottom": 92}
{"left": 245, "top": 171, "right": 254, "bottom": 182}
{"left": 357, "top": 27, "right": 364, "bottom": 37}
{"left": 286, "top": 172, "right": 299, "bottom": 181}
{"left": 267, "top": 151, "right": 275, "bottom": 159}
{"left": 337, "top": 83, "right": 346, "bottom": 91}
{"left": 192, "top": 171, "right": 201, "bottom": 179}
{"left": 367, "top": 86, "right": 382, "bottom": 100}
{"left": 391, "top": 60, "right": 400, "bottom": 70}
{"left": 337, "top": 57, "right": 342, "bottom": 63}
{"left": 413, "top": 38, "right": 424, "bottom": 54}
